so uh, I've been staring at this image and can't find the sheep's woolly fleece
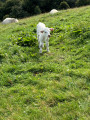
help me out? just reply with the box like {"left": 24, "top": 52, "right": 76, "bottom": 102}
{"left": 49, "top": 9, "right": 58, "bottom": 14}
{"left": 2, "top": 18, "right": 18, "bottom": 24}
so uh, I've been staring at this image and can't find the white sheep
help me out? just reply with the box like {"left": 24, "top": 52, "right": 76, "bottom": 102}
{"left": 37, "top": 22, "right": 54, "bottom": 53}
{"left": 50, "top": 9, "right": 58, "bottom": 14}
{"left": 2, "top": 18, "right": 18, "bottom": 24}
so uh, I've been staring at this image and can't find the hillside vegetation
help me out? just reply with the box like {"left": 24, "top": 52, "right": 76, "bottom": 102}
{"left": 0, "top": 6, "right": 90, "bottom": 120}
{"left": 0, "top": 0, "right": 90, "bottom": 20}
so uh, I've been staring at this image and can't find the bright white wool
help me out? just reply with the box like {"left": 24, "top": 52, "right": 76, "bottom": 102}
{"left": 2, "top": 18, "right": 18, "bottom": 24}
{"left": 37, "top": 22, "right": 54, "bottom": 53}
{"left": 50, "top": 9, "right": 58, "bottom": 14}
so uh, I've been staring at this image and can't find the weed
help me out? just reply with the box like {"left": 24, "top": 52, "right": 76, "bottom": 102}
{"left": 12, "top": 31, "right": 37, "bottom": 47}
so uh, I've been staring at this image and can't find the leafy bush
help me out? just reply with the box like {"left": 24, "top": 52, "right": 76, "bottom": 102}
{"left": 34, "top": 6, "right": 41, "bottom": 15}
{"left": 10, "top": 5, "right": 29, "bottom": 18}
{"left": 3, "top": 0, "right": 20, "bottom": 15}
{"left": 59, "top": 1, "right": 70, "bottom": 9}
{"left": 12, "top": 32, "right": 37, "bottom": 47}
{"left": 0, "top": 0, "right": 90, "bottom": 20}
{"left": 3, "top": 14, "right": 9, "bottom": 19}
{"left": 75, "top": 0, "right": 90, "bottom": 7}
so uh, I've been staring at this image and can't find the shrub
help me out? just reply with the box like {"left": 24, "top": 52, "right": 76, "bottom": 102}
{"left": 12, "top": 32, "right": 37, "bottom": 47}
{"left": 75, "top": 0, "right": 90, "bottom": 7}
{"left": 34, "top": 6, "right": 41, "bottom": 15}
{"left": 3, "top": 14, "right": 9, "bottom": 20}
{"left": 4, "top": 0, "right": 20, "bottom": 14}
{"left": 0, "top": 5, "right": 5, "bottom": 20}
{"left": 10, "top": 5, "right": 29, "bottom": 18}
{"left": 59, "top": 1, "right": 70, "bottom": 10}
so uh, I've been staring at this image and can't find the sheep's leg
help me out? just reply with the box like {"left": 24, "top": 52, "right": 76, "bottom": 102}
{"left": 46, "top": 40, "right": 49, "bottom": 52}
{"left": 38, "top": 35, "right": 41, "bottom": 49}
{"left": 38, "top": 40, "right": 40, "bottom": 48}
{"left": 39, "top": 48, "right": 42, "bottom": 53}
{"left": 39, "top": 42, "right": 43, "bottom": 53}
{"left": 42, "top": 43, "right": 44, "bottom": 48}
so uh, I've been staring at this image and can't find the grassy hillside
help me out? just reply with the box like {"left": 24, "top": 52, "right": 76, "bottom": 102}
{"left": 0, "top": 6, "right": 90, "bottom": 120}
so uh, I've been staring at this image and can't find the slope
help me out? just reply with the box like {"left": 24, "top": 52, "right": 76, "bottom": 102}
{"left": 0, "top": 6, "right": 90, "bottom": 120}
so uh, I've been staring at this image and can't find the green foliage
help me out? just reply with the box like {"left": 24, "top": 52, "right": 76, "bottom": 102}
{"left": 12, "top": 32, "right": 37, "bottom": 47}
{"left": 0, "top": 0, "right": 90, "bottom": 20}
{"left": 70, "top": 24, "right": 90, "bottom": 45}
{"left": 0, "top": 3, "right": 4, "bottom": 20}
{"left": 59, "top": 1, "right": 70, "bottom": 9}
{"left": 3, "top": 14, "right": 9, "bottom": 19}
{"left": 34, "top": 6, "right": 41, "bottom": 15}
{"left": 76, "top": 0, "right": 90, "bottom": 7}
{"left": 10, "top": 5, "right": 29, "bottom": 18}
{"left": 4, "top": 0, "right": 20, "bottom": 14}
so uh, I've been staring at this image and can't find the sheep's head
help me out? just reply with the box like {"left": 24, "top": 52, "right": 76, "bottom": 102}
{"left": 40, "top": 27, "right": 54, "bottom": 38}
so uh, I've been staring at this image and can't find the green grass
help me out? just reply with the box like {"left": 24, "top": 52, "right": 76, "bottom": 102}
{"left": 0, "top": 6, "right": 90, "bottom": 120}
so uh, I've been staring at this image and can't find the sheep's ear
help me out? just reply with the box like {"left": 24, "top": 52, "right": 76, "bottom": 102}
{"left": 50, "top": 28, "right": 54, "bottom": 31}
{"left": 40, "top": 31, "right": 44, "bottom": 33}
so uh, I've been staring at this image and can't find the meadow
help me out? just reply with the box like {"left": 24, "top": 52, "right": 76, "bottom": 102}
{"left": 0, "top": 6, "right": 90, "bottom": 120}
